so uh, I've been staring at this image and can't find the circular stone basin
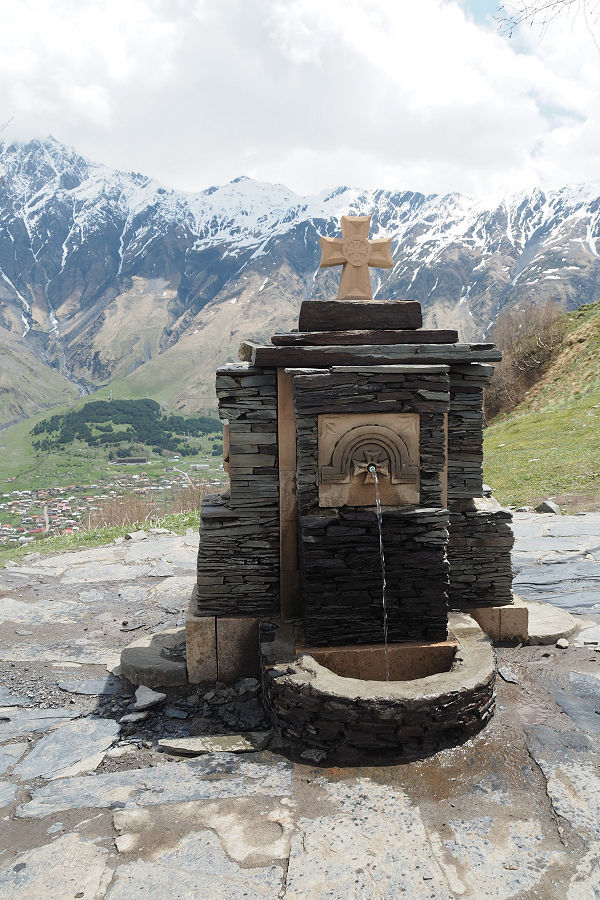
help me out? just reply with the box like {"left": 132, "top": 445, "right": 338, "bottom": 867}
{"left": 260, "top": 613, "right": 495, "bottom": 763}
{"left": 307, "top": 638, "right": 458, "bottom": 682}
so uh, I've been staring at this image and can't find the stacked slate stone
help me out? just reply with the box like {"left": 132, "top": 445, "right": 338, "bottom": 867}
{"left": 447, "top": 499, "right": 514, "bottom": 609}
{"left": 292, "top": 367, "right": 450, "bottom": 646}
{"left": 299, "top": 508, "right": 449, "bottom": 645}
{"left": 447, "top": 364, "right": 494, "bottom": 501}
{"left": 194, "top": 365, "right": 280, "bottom": 618}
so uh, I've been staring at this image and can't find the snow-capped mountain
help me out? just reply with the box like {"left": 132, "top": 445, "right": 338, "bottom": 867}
{"left": 1, "top": 137, "right": 599, "bottom": 421}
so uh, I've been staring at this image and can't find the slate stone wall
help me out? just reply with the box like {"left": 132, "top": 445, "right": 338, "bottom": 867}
{"left": 194, "top": 364, "right": 280, "bottom": 617}
{"left": 299, "top": 507, "right": 450, "bottom": 646}
{"left": 292, "top": 368, "right": 450, "bottom": 646}
{"left": 447, "top": 364, "right": 494, "bottom": 501}
{"left": 292, "top": 368, "right": 450, "bottom": 514}
{"left": 448, "top": 500, "right": 514, "bottom": 609}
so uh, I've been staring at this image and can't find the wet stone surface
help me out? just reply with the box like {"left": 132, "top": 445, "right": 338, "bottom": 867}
{"left": 0, "top": 516, "right": 599, "bottom": 897}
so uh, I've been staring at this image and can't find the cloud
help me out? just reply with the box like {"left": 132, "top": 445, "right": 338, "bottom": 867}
{"left": 1, "top": 0, "right": 599, "bottom": 197}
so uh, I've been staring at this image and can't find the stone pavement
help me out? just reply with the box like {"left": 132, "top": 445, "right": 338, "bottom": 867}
{"left": 0, "top": 515, "right": 599, "bottom": 898}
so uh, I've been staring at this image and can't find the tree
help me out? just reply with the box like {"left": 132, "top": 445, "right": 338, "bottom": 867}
{"left": 497, "top": 1, "right": 600, "bottom": 45}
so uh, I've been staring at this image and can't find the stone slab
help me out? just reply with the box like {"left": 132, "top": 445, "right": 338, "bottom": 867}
{"left": 529, "top": 591, "right": 600, "bottom": 613}
{"left": 525, "top": 724, "right": 600, "bottom": 841}
{"left": 0, "top": 833, "right": 110, "bottom": 898}
{"left": 57, "top": 677, "right": 124, "bottom": 696}
{"left": 13, "top": 717, "right": 120, "bottom": 780}
{"left": 60, "top": 563, "right": 152, "bottom": 584}
{"left": 0, "top": 597, "right": 80, "bottom": 625}
{"left": 0, "top": 686, "right": 28, "bottom": 707}
{"left": 0, "top": 708, "right": 80, "bottom": 741}
{"left": 285, "top": 779, "right": 444, "bottom": 898}
{"left": 554, "top": 673, "right": 600, "bottom": 737}
{"left": 0, "top": 781, "right": 18, "bottom": 807}
{"left": 133, "top": 685, "right": 166, "bottom": 710}
{"left": 271, "top": 328, "right": 459, "bottom": 345}
{"left": 545, "top": 516, "right": 600, "bottom": 536}
{"left": 574, "top": 624, "right": 600, "bottom": 646}
{"left": 298, "top": 299, "right": 423, "bottom": 331}
{"left": 523, "top": 599, "right": 577, "bottom": 645}
{"left": 158, "top": 732, "right": 271, "bottom": 755}
{"left": 105, "top": 830, "right": 282, "bottom": 899}
{"left": 0, "top": 742, "right": 27, "bottom": 775}
{"left": 16, "top": 757, "right": 293, "bottom": 818}
{"left": 245, "top": 341, "right": 502, "bottom": 368}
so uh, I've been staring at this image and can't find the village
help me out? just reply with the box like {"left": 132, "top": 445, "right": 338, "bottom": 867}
{"left": 0, "top": 465, "right": 225, "bottom": 545}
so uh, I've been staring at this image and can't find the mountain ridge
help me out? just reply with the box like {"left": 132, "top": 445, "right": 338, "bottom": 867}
{"left": 1, "top": 137, "right": 599, "bottom": 422}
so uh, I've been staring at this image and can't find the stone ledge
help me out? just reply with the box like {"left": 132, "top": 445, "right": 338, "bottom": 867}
{"left": 120, "top": 628, "right": 188, "bottom": 688}
{"left": 521, "top": 599, "right": 577, "bottom": 646}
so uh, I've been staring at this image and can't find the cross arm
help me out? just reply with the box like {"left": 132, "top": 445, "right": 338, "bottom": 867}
{"left": 368, "top": 238, "right": 393, "bottom": 269}
{"left": 319, "top": 236, "right": 346, "bottom": 268}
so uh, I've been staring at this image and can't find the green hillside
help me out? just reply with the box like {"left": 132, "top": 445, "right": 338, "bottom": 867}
{"left": 31, "top": 399, "right": 221, "bottom": 456}
{"left": 484, "top": 300, "right": 600, "bottom": 508}
{"left": 0, "top": 394, "right": 223, "bottom": 491}
{"left": 0, "top": 327, "right": 80, "bottom": 427}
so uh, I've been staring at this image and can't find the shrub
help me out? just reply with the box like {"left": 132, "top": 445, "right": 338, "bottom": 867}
{"left": 485, "top": 300, "right": 566, "bottom": 421}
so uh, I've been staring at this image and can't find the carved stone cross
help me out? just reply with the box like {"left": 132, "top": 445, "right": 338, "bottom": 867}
{"left": 319, "top": 214, "right": 393, "bottom": 301}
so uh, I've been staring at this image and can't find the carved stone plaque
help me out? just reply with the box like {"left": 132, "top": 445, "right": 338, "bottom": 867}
{"left": 318, "top": 413, "right": 420, "bottom": 508}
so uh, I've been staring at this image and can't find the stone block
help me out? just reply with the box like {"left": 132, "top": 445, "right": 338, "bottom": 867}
{"left": 185, "top": 602, "right": 217, "bottom": 684}
{"left": 216, "top": 616, "right": 261, "bottom": 683}
{"left": 467, "top": 596, "right": 528, "bottom": 643}
{"left": 120, "top": 628, "right": 188, "bottom": 688}
{"left": 464, "top": 606, "right": 500, "bottom": 640}
{"left": 499, "top": 598, "right": 529, "bottom": 641}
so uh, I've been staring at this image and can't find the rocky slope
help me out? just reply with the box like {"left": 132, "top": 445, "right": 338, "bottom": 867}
{"left": 1, "top": 137, "right": 599, "bottom": 419}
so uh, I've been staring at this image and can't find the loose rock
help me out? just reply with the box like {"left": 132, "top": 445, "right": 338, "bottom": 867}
{"left": 157, "top": 732, "right": 271, "bottom": 755}
{"left": 133, "top": 685, "right": 166, "bottom": 711}
{"left": 535, "top": 500, "right": 560, "bottom": 515}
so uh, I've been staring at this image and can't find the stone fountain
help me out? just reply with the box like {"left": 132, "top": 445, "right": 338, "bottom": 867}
{"left": 185, "top": 214, "right": 524, "bottom": 761}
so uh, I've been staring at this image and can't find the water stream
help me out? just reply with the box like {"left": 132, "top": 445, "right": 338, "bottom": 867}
{"left": 369, "top": 466, "right": 390, "bottom": 681}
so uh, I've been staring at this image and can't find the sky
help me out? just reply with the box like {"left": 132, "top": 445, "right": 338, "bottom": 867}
{"left": 1, "top": 0, "right": 600, "bottom": 200}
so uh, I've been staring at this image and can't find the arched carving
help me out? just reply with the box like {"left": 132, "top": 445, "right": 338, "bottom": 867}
{"left": 322, "top": 424, "right": 418, "bottom": 485}
{"left": 318, "top": 413, "right": 420, "bottom": 508}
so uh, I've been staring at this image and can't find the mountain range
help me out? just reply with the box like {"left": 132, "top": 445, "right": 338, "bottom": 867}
{"left": 1, "top": 136, "right": 599, "bottom": 424}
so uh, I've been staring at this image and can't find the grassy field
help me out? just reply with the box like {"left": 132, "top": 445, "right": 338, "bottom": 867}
{"left": 0, "top": 508, "right": 203, "bottom": 569}
{"left": 0, "top": 388, "right": 223, "bottom": 491}
{"left": 484, "top": 300, "right": 600, "bottom": 508}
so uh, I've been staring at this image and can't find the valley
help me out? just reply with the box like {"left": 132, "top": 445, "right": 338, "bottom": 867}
{"left": 0, "top": 398, "right": 225, "bottom": 553}
{"left": 1, "top": 138, "right": 600, "bottom": 423}
{"left": 1, "top": 138, "right": 599, "bottom": 526}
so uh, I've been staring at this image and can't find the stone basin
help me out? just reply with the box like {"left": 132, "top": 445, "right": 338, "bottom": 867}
{"left": 298, "top": 634, "right": 458, "bottom": 682}
{"left": 260, "top": 613, "right": 496, "bottom": 762}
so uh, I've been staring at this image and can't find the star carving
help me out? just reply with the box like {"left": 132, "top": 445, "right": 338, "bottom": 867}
{"left": 352, "top": 446, "right": 389, "bottom": 483}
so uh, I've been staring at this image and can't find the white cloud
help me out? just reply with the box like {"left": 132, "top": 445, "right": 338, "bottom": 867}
{"left": 1, "top": 0, "right": 599, "bottom": 197}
